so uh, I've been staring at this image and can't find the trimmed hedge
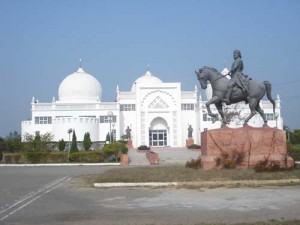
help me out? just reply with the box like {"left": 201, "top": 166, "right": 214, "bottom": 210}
{"left": 138, "top": 145, "right": 150, "bottom": 150}
{"left": 187, "top": 144, "right": 201, "bottom": 149}
{"left": 69, "top": 151, "right": 105, "bottom": 163}
{"left": 3, "top": 153, "right": 25, "bottom": 163}
{"left": 2, "top": 152, "right": 68, "bottom": 164}
{"left": 25, "top": 152, "right": 68, "bottom": 163}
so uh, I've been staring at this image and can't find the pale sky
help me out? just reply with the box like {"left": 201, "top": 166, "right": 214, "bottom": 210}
{"left": 1, "top": 0, "right": 300, "bottom": 137}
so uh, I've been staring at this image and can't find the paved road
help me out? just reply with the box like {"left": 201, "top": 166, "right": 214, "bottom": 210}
{"left": 1, "top": 166, "right": 300, "bottom": 225}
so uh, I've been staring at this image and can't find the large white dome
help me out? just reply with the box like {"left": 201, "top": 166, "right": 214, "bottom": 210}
{"left": 131, "top": 71, "right": 163, "bottom": 92}
{"left": 58, "top": 67, "right": 102, "bottom": 103}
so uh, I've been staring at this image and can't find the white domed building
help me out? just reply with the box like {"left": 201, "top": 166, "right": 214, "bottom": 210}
{"left": 21, "top": 66, "right": 283, "bottom": 147}
{"left": 58, "top": 67, "right": 102, "bottom": 103}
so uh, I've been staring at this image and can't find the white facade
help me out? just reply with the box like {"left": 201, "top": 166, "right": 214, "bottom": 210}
{"left": 21, "top": 67, "right": 283, "bottom": 147}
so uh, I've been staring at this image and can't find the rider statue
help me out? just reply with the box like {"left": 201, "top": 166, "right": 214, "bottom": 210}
{"left": 223, "top": 49, "right": 249, "bottom": 104}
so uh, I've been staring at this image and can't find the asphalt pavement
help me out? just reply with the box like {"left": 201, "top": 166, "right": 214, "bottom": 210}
{"left": 1, "top": 166, "right": 300, "bottom": 225}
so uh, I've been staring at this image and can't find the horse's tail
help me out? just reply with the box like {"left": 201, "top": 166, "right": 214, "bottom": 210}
{"left": 263, "top": 81, "right": 276, "bottom": 113}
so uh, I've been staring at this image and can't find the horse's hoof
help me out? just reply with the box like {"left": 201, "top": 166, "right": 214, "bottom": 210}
{"left": 209, "top": 114, "right": 218, "bottom": 118}
{"left": 221, "top": 123, "right": 228, "bottom": 128}
{"left": 222, "top": 99, "right": 231, "bottom": 105}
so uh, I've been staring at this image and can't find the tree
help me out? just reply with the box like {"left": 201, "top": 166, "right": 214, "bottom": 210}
{"left": 58, "top": 139, "right": 66, "bottom": 151}
{"left": 0, "top": 137, "right": 8, "bottom": 152}
{"left": 83, "top": 132, "right": 92, "bottom": 151}
{"left": 33, "top": 134, "right": 42, "bottom": 151}
{"left": 102, "top": 142, "right": 128, "bottom": 162}
{"left": 106, "top": 132, "right": 111, "bottom": 143}
{"left": 70, "top": 130, "right": 78, "bottom": 153}
{"left": 23, "top": 132, "right": 54, "bottom": 151}
{"left": 223, "top": 103, "right": 247, "bottom": 126}
{"left": 121, "top": 134, "right": 128, "bottom": 141}
{"left": 294, "top": 129, "right": 300, "bottom": 144}
{"left": 5, "top": 131, "right": 22, "bottom": 151}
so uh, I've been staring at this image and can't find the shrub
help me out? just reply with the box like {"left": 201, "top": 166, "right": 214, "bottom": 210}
{"left": 102, "top": 142, "right": 128, "bottom": 161}
{"left": 185, "top": 158, "right": 201, "bottom": 169}
{"left": 216, "top": 150, "right": 245, "bottom": 169}
{"left": 187, "top": 144, "right": 201, "bottom": 149}
{"left": 25, "top": 151, "right": 68, "bottom": 163}
{"left": 47, "top": 152, "right": 68, "bottom": 163}
{"left": 70, "top": 131, "right": 78, "bottom": 153}
{"left": 287, "top": 142, "right": 300, "bottom": 153}
{"left": 287, "top": 143, "right": 300, "bottom": 161}
{"left": 2, "top": 153, "right": 25, "bottom": 163}
{"left": 117, "top": 140, "right": 127, "bottom": 145}
{"left": 25, "top": 152, "right": 46, "bottom": 163}
{"left": 69, "top": 151, "right": 104, "bottom": 163}
{"left": 12, "top": 154, "right": 22, "bottom": 163}
{"left": 254, "top": 157, "right": 283, "bottom": 172}
{"left": 138, "top": 145, "right": 151, "bottom": 150}
{"left": 83, "top": 132, "right": 92, "bottom": 151}
{"left": 120, "top": 144, "right": 128, "bottom": 154}
{"left": 58, "top": 139, "right": 66, "bottom": 151}
{"left": 4, "top": 155, "right": 12, "bottom": 163}
{"left": 0, "top": 151, "right": 3, "bottom": 161}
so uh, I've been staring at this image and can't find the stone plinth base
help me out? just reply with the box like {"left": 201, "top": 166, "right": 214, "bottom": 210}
{"left": 146, "top": 152, "right": 159, "bottom": 165}
{"left": 201, "top": 126, "right": 294, "bottom": 170}
{"left": 186, "top": 138, "right": 194, "bottom": 147}
{"left": 120, "top": 154, "right": 129, "bottom": 165}
{"left": 126, "top": 140, "right": 133, "bottom": 148}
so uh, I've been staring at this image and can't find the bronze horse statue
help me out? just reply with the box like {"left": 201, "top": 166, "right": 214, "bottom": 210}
{"left": 195, "top": 66, "right": 275, "bottom": 126}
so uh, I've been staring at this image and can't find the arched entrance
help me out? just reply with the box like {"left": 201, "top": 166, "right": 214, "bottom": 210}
{"left": 149, "top": 117, "right": 168, "bottom": 147}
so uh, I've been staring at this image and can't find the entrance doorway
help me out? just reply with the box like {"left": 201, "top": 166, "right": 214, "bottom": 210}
{"left": 149, "top": 117, "right": 168, "bottom": 147}
{"left": 149, "top": 129, "right": 167, "bottom": 147}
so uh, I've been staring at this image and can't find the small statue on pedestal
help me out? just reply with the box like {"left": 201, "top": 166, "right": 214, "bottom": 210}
{"left": 188, "top": 125, "right": 193, "bottom": 138}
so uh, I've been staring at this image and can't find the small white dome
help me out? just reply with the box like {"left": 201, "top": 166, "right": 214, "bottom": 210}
{"left": 131, "top": 71, "right": 163, "bottom": 92}
{"left": 58, "top": 67, "right": 102, "bottom": 102}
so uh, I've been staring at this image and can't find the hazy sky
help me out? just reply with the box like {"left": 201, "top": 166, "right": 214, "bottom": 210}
{"left": 1, "top": 0, "right": 300, "bottom": 137}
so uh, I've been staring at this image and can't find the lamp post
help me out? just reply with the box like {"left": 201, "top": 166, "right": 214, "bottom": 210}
{"left": 67, "top": 128, "right": 73, "bottom": 159}
{"left": 107, "top": 111, "right": 113, "bottom": 144}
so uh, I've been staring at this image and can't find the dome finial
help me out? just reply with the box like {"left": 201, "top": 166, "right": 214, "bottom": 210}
{"left": 79, "top": 58, "right": 82, "bottom": 68}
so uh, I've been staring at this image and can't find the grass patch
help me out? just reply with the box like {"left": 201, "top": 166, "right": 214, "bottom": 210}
{"left": 80, "top": 166, "right": 300, "bottom": 188}
{"left": 194, "top": 221, "right": 300, "bottom": 225}
{"left": 165, "top": 220, "right": 300, "bottom": 225}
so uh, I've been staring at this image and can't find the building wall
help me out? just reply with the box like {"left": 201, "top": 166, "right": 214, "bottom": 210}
{"left": 22, "top": 76, "right": 283, "bottom": 147}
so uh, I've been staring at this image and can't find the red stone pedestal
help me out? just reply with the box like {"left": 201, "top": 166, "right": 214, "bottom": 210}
{"left": 146, "top": 151, "right": 159, "bottom": 165}
{"left": 186, "top": 138, "right": 194, "bottom": 147}
{"left": 120, "top": 154, "right": 129, "bottom": 165}
{"left": 126, "top": 140, "right": 133, "bottom": 148}
{"left": 201, "top": 126, "right": 294, "bottom": 170}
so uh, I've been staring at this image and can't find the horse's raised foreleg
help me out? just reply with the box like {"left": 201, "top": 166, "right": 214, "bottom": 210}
{"left": 243, "top": 98, "right": 258, "bottom": 126}
{"left": 206, "top": 96, "right": 222, "bottom": 118}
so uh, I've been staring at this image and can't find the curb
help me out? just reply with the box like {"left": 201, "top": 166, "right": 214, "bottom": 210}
{"left": 94, "top": 182, "right": 178, "bottom": 188}
{"left": 0, "top": 163, "right": 120, "bottom": 167}
{"left": 93, "top": 179, "right": 300, "bottom": 188}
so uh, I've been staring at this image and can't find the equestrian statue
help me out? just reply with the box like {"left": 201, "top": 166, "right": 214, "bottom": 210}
{"left": 195, "top": 50, "right": 275, "bottom": 127}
